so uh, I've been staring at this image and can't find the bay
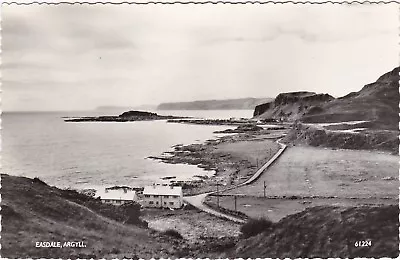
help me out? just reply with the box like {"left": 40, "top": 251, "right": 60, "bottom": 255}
{"left": 1, "top": 110, "right": 253, "bottom": 190}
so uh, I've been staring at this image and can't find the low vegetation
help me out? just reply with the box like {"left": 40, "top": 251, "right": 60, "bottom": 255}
{"left": 229, "top": 205, "right": 399, "bottom": 258}
{"left": 285, "top": 122, "right": 398, "bottom": 154}
{"left": 240, "top": 217, "right": 273, "bottom": 238}
{"left": 3, "top": 173, "right": 398, "bottom": 258}
{"left": 163, "top": 229, "right": 184, "bottom": 239}
{"left": 1, "top": 174, "right": 174, "bottom": 259}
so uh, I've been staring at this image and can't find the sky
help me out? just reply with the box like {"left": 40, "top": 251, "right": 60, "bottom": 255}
{"left": 2, "top": 3, "right": 399, "bottom": 111}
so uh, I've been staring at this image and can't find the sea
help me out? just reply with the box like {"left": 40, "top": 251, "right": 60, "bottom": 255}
{"left": 1, "top": 109, "right": 253, "bottom": 190}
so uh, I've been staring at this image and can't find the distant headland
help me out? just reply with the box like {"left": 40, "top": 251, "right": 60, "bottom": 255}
{"left": 157, "top": 97, "right": 272, "bottom": 110}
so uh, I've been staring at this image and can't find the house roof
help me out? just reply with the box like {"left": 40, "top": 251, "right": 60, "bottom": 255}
{"left": 143, "top": 185, "right": 182, "bottom": 196}
{"left": 96, "top": 189, "right": 137, "bottom": 201}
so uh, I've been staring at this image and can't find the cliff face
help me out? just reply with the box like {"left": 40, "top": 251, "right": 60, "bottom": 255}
{"left": 158, "top": 98, "right": 272, "bottom": 110}
{"left": 253, "top": 92, "right": 334, "bottom": 121}
{"left": 254, "top": 67, "right": 399, "bottom": 130}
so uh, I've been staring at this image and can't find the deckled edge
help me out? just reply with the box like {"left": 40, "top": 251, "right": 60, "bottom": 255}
{"left": 2, "top": 1, "right": 400, "bottom": 5}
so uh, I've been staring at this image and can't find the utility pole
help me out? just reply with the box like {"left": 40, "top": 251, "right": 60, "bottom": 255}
{"left": 234, "top": 195, "right": 237, "bottom": 211}
{"left": 216, "top": 183, "right": 219, "bottom": 207}
{"left": 263, "top": 181, "right": 266, "bottom": 198}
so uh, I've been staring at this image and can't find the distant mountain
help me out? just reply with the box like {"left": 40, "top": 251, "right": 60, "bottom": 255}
{"left": 96, "top": 105, "right": 157, "bottom": 112}
{"left": 254, "top": 67, "right": 399, "bottom": 130}
{"left": 158, "top": 98, "right": 273, "bottom": 110}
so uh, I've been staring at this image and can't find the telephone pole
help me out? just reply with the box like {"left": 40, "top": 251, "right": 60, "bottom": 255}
{"left": 234, "top": 195, "right": 237, "bottom": 211}
{"left": 216, "top": 183, "right": 220, "bottom": 207}
{"left": 263, "top": 181, "right": 267, "bottom": 198}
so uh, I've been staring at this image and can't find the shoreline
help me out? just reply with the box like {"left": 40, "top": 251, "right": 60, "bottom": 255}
{"left": 148, "top": 126, "right": 289, "bottom": 196}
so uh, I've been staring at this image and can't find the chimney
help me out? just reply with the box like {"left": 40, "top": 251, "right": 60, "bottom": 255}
{"left": 105, "top": 188, "right": 108, "bottom": 193}
{"left": 124, "top": 189, "right": 127, "bottom": 193}
{"left": 170, "top": 185, "right": 173, "bottom": 189}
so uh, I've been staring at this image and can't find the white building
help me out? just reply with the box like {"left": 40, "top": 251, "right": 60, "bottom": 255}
{"left": 96, "top": 188, "right": 137, "bottom": 206}
{"left": 142, "top": 185, "right": 183, "bottom": 209}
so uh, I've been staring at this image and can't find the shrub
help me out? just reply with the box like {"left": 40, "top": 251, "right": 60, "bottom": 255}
{"left": 163, "top": 229, "right": 183, "bottom": 239}
{"left": 32, "top": 177, "right": 48, "bottom": 186}
{"left": 240, "top": 217, "right": 274, "bottom": 238}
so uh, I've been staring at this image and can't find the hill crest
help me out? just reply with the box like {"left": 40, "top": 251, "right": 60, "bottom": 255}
{"left": 254, "top": 67, "right": 399, "bottom": 130}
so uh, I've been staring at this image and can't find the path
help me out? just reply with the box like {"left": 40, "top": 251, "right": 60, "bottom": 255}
{"left": 183, "top": 136, "right": 287, "bottom": 223}
{"left": 183, "top": 193, "right": 246, "bottom": 224}
{"left": 238, "top": 138, "right": 287, "bottom": 186}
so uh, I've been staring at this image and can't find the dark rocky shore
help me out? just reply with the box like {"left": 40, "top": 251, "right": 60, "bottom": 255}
{"left": 166, "top": 118, "right": 261, "bottom": 126}
{"left": 149, "top": 128, "right": 285, "bottom": 195}
{"left": 64, "top": 110, "right": 188, "bottom": 122}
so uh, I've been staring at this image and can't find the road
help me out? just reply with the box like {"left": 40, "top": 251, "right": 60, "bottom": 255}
{"left": 183, "top": 193, "right": 246, "bottom": 224}
{"left": 183, "top": 137, "right": 287, "bottom": 223}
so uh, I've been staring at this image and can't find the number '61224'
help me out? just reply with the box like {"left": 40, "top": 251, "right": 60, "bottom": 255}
{"left": 354, "top": 240, "right": 372, "bottom": 247}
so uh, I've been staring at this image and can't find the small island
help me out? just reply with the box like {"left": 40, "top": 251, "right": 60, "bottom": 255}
{"left": 64, "top": 110, "right": 188, "bottom": 122}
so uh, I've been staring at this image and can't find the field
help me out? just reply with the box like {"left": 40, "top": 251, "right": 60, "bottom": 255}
{"left": 215, "top": 138, "right": 280, "bottom": 171}
{"left": 223, "top": 145, "right": 398, "bottom": 198}
{"left": 142, "top": 208, "right": 240, "bottom": 242}
{"left": 168, "top": 132, "right": 282, "bottom": 195}
{"left": 206, "top": 196, "right": 397, "bottom": 222}
{"left": 214, "top": 145, "right": 398, "bottom": 221}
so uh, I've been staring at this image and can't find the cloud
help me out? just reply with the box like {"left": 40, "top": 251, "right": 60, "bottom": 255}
{"left": 1, "top": 4, "right": 398, "bottom": 111}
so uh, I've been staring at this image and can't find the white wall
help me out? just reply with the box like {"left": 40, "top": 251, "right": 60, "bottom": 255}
{"left": 142, "top": 194, "right": 183, "bottom": 209}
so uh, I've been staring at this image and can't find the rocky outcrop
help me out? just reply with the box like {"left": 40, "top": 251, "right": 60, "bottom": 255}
{"left": 253, "top": 92, "right": 334, "bottom": 121}
{"left": 214, "top": 124, "right": 264, "bottom": 134}
{"left": 283, "top": 122, "right": 398, "bottom": 154}
{"left": 64, "top": 110, "right": 186, "bottom": 122}
{"left": 254, "top": 67, "right": 399, "bottom": 130}
{"left": 253, "top": 102, "right": 273, "bottom": 117}
{"left": 119, "top": 110, "right": 158, "bottom": 118}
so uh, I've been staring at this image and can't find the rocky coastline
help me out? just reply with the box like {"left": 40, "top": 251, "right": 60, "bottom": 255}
{"left": 166, "top": 118, "right": 260, "bottom": 126}
{"left": 149, "top": 128, "right": 286, "bottom": 196}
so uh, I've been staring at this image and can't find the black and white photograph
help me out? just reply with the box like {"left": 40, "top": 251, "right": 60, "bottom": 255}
{"left": 1, "top": 1, "right": 399, "bottom": 259}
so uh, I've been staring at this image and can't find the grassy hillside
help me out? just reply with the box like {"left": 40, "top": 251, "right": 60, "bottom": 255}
{"left": 255, "top": 67, "right": 399, "bottom": 130}
{"left": 1, "top": 174, "right": 179, "bottom": 259}
{"left": 228, "top": 205, "right": 399, "bottom": 258}
{"left": 158, "top": 97, "right": 272, "bottom": 110}
{"left": 302, "top": 67, "right": 399, "bottom": 130}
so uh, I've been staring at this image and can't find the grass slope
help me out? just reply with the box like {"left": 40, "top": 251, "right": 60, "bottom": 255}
{"left": 230, "top": 205, "right": 399, "bottom": 258}
{"left": 1, "top": 174, "right": 177, "bottom": 259}
{"left": 255, "top": 67, "right": 399, "bottom": 131}
{"left": 302, "top": 67, "right": 399, "bottom": 130}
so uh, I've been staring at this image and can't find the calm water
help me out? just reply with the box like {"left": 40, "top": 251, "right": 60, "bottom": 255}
{"left": 1, "top": 110, "right": 253, "bottom": 189}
